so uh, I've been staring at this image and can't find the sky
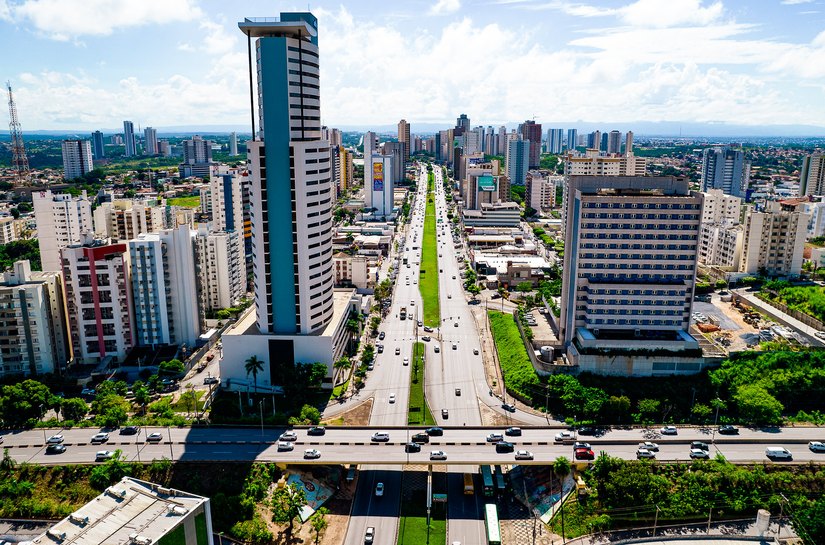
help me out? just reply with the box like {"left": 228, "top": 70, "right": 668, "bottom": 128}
{"left": 2, "top": 0, "right": 825, "bottom": 132}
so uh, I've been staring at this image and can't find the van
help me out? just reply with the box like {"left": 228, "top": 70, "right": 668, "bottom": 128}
{"left": 765, "top": 446, "right": 792, "bottom": 460}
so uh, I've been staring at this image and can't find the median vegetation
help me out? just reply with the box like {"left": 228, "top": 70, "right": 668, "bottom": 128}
{"left": 488, "top": 310, "right": 540, "bottom": 401}
{"left": 419, "top": 166, "right": 440, "bottom": 327}
{"left": 408, "top": 342, "right": 435, "bottom": 425}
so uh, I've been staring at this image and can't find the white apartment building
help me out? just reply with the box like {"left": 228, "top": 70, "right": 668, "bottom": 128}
{"left": 33, "top": 190, "right": 94, "bottom": 272}
{"left": 701, "top": 189, "right": 742, "bottom": 226}
{"left": 525, "top": 171, "right": 560, "bottom": 211}
{"left": 740, "top": 200, "right": 809, "bottom": 277}
{"left": 93, "top": 199, "right": 165, "bottom": 241}
{"left": 698, "top": 224, "right": 743, "bottom": 268}
{"left": 196, "top": 225, "right": 246, "bottom": 312}
{"left": 61, "top": 240, "right": 134, "bottom": 363}
{"left": 333, "top": 253, "right": 369, "bottom": 289}
{"left": 564, "top": 148, "right": 647, "bottom": 177}
{"left": 560, "top": 176, "right": 705, "bottom": 375}
{"left": 0, "top": 216, "right": 18, "bottom": 244}
{"left": 799, "top": 151, "right": 825, "bottom": 197}
{"left": 801, "top": 199, "right": 825, "bottom": 238}
{"left": 0, "top": 261, "right": 71, "bottom": 377}
{"left": 61, "top": 139, "right": 94, "bottom": 180}
{"left": 129, "top": 226, "right": 201, "bottom": 348}
{"left": 202, "top": 165, "right": 245, "bottom": 232}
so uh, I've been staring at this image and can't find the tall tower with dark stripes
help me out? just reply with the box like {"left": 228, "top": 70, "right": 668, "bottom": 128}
{"left": 6, "top": 81, "right": 29, "bottom": 180}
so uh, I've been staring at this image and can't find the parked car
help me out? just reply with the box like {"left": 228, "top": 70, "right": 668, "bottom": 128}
{"left": 304, "top": 449, "right": 322, "bottom": 459}
{"left": 660, "top": 426, "right": 678, "bottom": 435}
{"left": 514, "top": 450, "right": 533, "bottom": 460}
{"left": 379, "top": 332, "right": 385, "bottom": 340}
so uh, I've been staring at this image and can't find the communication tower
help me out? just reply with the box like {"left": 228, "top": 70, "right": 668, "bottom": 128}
{"left": 6, "top": 81, "right": 30, "bottom": 180}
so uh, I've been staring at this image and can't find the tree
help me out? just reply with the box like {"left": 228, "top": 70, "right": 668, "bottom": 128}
{"left": 245, "top": 355, "right": 264, "bottom": 394}
{"left": 799, "top": 496, "right": 825, "bottom": 544}
{"left": 637, "top": 398, "right": 661, "bottom": 424}
{"left": 61, "top": 397, "right": 89, "bottom": 423}
{"left": 310, "top": 506, "right": 329, "bottom": 544}
{"left": 270, "top": 482, "right": 307, "bottom": 538}
{"left": 734, "top": 384, "right": 784, "bottom": 425}
{"left": 552, "top": 456, "right": 571, "bottom": 539}
{"left": 691, "top": 402, "right": 713, "bottom": 424}
{"left": 158, "top": 359, "right": 185, "bottom": 376}
{"left": 333, "top": 356, "right": 352, "bottom": 383}
{"left": 92, "top": 395, "right": 130, "bottom": 428}
{"left": 0, "top": 379, "right": 55, "bottom": 428}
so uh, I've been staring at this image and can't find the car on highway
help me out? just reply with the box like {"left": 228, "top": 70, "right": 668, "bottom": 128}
{"left": 418, "top": 320, "right": 423, "bottom": 327}
{"left": 515, "top": 450, "right": 533, "bottom": 460}
{"left": 809, "top": 441, "right": 825, "bottom": 453}
{"left": 412, "top": 433, "right": 430, "bottom": 443}
{"left": 486, "top": 433, "right": 504, "bottom": 443}
{"left": 364, "top": 526, "right": 375, "bottom": 544}
{"left": 120, "top": 426, "right": 140, "bottom": 435}
{"left": 403, "top": 357, "right": 409, "bottom": 366}
{"left": 574, "top": 447, "right": 595, "bottom": 460}
{"left": 146, "top": 433, "right": 163, "bottom": 442}
{"left": 554, "top": 431, "right": 576, "bottom": 444}
{"left": 426, "top": 427, "right": 443, "bottom": 436}
{"left": 379, "top": 331, "right": 385, "bottom": 340}
{"left": 660, "top": 426, "right": 678, "bottom": 435}
{"left": 505, "top": 427, "right": 522, "bottom": 436}
{"left": 95, "top": 450, "right": 115, "bottom": 462}
{"left": 371, "top": 432, "right": 390, "bottom": 442}
{"left": 473, "top": 349, "right": 479, "bottom": 355}
{"left": 46, "top": 434, "right": 64, "bottom": 444}
{"left": 501, "top": 403, "right": 516, "bottom": 412}
{"left": 434, "top": 345, "right": 440, "bottom": 353}
{"left": 718, "top": 425, "right": 739, "bottom": 435}
{"left": 395, "top": 347, "right": 401, "bottom": 355}
{"left": 277, "top": 441, "right": 294, "bottom": 451}
{"left": 46, "top": 444, "right": 66, "bottom": 454}
{"left": 424, "top": 326, "right": 434, "bottom": 332}
{"left": 91, "top": 432, "right": 109, "bottom": 444}
{"left": 307, "top": 427, "right": 326, "bottom": 436}
{"left": 389, "top": 393, "right": 396, "bottom": 404}
{"left": 422, "top": 336, "right": 431, "bottom": 341}
{"left": 376, "top": 344, "right": 384, "bottom": 353}
{"left": 636, "top": 447, "right": 656, "bottom": 459}
{"left": 639, "top": 442, "right": 659, "bottom": 452}
{"left": 689, "top": 448, "right": 710, "bottom": 459}
{"left": 573, "top": 442, "right": 591, "bottom": 450}
{"left": 447, "top": 294, "right": 452, "bottom": 299}
{"left": 496, "top": 441, "right": 515, "bottom": 453}
{"left": 304, "top": 449, "right": 321, "bottom": 459}
{"left": 430, "top": 450, "right": 447, "bottom": 460}
{"left": 441, "top": 408, "right": 449, "bottom": 419}
{"left": 765, "top": 446, "right": 792, "bottom": 460}
{"left": 691, "top": 441, "right": 709, "bottom": 451}
{"left": 453, "top": 322, "right": 458, "bottom": 327}
{"left": 374, "top": 482, "right": 385, "bottom": 497}
{"left": 405, "top": 442, "right": 421, "bottom": 453}
{"left": 452, "top": 343, "right": 457, "bottom": 350}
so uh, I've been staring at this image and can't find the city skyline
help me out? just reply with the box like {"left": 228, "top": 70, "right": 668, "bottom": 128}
{"left": 1, "top": 0, "right": 825, "bottom": 132}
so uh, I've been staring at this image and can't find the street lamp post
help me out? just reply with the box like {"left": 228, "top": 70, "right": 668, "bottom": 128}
{"left": 259, "top": 400, "right": 264, "bottom": 437}
{"left": 712, "top": 399, "right": 721, "bottom": 445}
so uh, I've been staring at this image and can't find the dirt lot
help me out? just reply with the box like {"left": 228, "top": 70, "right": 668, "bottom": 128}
{"left": 321, "top": 398, "right": 373, "bottom": 426}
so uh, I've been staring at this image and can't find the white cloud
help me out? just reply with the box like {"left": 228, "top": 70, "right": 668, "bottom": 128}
{"left": 429, "top": 0, "right": 461, "bottom": 15}
{"left": 527, "top": 0, "right": 724, "bottom": 27}
{"left": 781, "top": 0, "right": 813, "bottom": 4}
{"left": 10, "top": 0, "right": 202, "bottom": 40}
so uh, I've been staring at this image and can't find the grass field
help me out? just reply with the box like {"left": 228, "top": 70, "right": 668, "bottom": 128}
{"left": 419, "top": 189, "right": 440, "bottom": 327}
{"left": 167, "top": 195, "right": 201, "bottom": 208}
{"left": 488, "top": 310, "right": 540, "bottom": 401}
{"left": 397, "top": 485, "right": 446, "bottom": 545}
{"left": 408, "top": 342, "right": 435, "bottom": 425}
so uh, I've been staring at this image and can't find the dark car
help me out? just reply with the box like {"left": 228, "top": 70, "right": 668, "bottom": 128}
{"left": 46, "top": 444, "right": 66, "bottom": 454}
{"left": 574, "top": 447, "right": 595, "bottom": 460}
{"left": 120, "top": 425, "right": 140, "bottom": 435}
{"left": 426, "top": 427, "right": 444, "bottom": 436}
{"left": 505, "top": 427, "right": 522, "bottom": 436}
{"left": 718, "top": 425, "right": 739, "bottom": 435}
{"left": 577, "top": 426, "right": 599, "bottom": 436}
{"left": 691, "top": 441, "right": 710, "bottom": 451}
{"left": 441, "top": 408, "right": 449, "bottom": 419}
{"left": 501, "top": 403, "right": 516, "bottom": 413}
{"left": 412, "top": 433, "right": 430, "bottom": 443}
{"left": 307, "top": 427, "right": 326, "bottom": 436}
{"left": 405, "top": 442, "right": 421, "bottom": 453}
{"left": 495, "top": 441, "right": 515, "bottom": 453}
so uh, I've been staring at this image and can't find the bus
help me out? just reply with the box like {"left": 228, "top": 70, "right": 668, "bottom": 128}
{"left": 484, "top": 503, "right": 502, "bottom": 545}
{"left": 493, "top": 465, "right": 507, "bottom": 494}
{"left": 480, "top": 465, "right": 494, "bottom": 497}
{"left": 463, "top": 473, "right": 475, "bottom": 495}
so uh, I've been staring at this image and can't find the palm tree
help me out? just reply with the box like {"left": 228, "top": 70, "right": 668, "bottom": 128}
{"left": 333, "top": 357, "right": 352, "bottom": 385}
{"left": 553, "top": 456, "right": 572, "bottom": 542}
{"left": 245, "top": 355, "right": 264, "bottom": 398}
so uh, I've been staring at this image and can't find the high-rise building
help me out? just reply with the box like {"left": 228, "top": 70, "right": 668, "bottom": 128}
{"left": 363, "top": 130, "right": 377, "bottom": 158}
{"left": 525, "top": 171, "right": 559, "bottom": 211}
{"left": 205, "top": 165, "right": 245, "bottom": 233}
{"left": 179, "top": 136, "right": 214, "bottom": 178}
{"left": 600, "top": 132, "right": 609, "bottom": 152}
{"left": 607, "top": 130, "right": 622, "bottom": 154}
{"left": 456, "top": 113, "right": 470, "bottom": 133}
{"left": 560, "top": 176, "right": 704, "bottom": 375}
{"left": 144, "top": 127, "right": 158, "bottom": 155}
{"left": 506, "top": 139, "right": 530, "bottom": 186}
{"left": 799, "top": 151, "right": 825, "bottom": 197}
{"left": 123, "top": 120, "right": 136, "bottom": 157}
{"left": 129, "top": 226, "right": 201, "bottom": 347}
{"left": 61, "top": 139, "right": 94, "bottom": 180}
{"left": 519, "top": 120, "right": 542, "bottom": 168}
{"left": 567, "top": 129, "right": 578, "bottom": 151}
{"left": 93, "top": 199, "right": 165, "bottom": 241}
{"left": 0, "top": 260, "right": 71, "bottom": 377}
{"left": 625, "top": 131, "right": 634, "bottom": 156}
{"left": 33, "top": 190, "right": 94, "bottom": 271}
{"left": 61, "top": 239, "right": 134, "bottom": 363}
{"left": 740, "top": 200, "right": 808, "bottom": 277}
{"left": 91, "top": 130, "right": 105, "bottom": 160}
{"left": 546, "top": 128, "right": 564, "bottom": 154}
{"left": 700, "top": 147, "right": 749, "bottom": 198}
{"left": 398, "top": 119, "right": 410, "bottom": 164}
{"left": 381, "top": 141, "right": 404, "bottom": 184}
{"left": 701, "top": 189, "right": 742, "bottom": 226}
{"left": 366, "top": 154, "right": 395, "bottom": 217}
{"left": 564, "top": 148, "right": 647, "bottom": 177}
{"left": 195, "top": 226, "right": 246, "bottom": 311}
{"left": 229, "top": 131, "right": 239, "bottom": 156}
{"left": 587, "top": 130, "right": 601, "bottom": 150}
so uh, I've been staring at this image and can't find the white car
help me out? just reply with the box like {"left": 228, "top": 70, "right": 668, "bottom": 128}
{"left": 95, "top": 450, "right": 114, "bottom": 462}
{"left": 430, "top": 450, "right": 447, "bottom": 460}
{"left": 515, "top": 450, "right": 534, "bottom": 460}
{"left": 279, "top": 431, "right": 297, "bottom": 442}
{"left": 660, "top": 426, "right": 678, "bottom": 435}
{"left": 46, "top": 434, "right": 64, "bottom": 444}
{"left": 639, "top": 442, "right": 659, "bottom": 452}
{"left": 810, "top": 441, "right": 825, "bottom": 453}
{"left": 90, "top": 432, "right": 109, "bottom": 444}
{"left": 375, "top": 482, "right": 384, "bottom": 497}
{"left": 277, "top": 441, "right": 294, "bottom": 451}
{"left": 486, "top": 433, "right": 504, "bottom": 443}
{"left": 689, "top": 448, "right": 710, "bottom": 459}
{"left": 146, "top": 432, "right": 163, "bottom": 442}
{"left": 403, "top": 357, "right": 409, "bottom": 366}
{"left": 389, "top": 393, "right": 396, "bottom": 403}
{"left": 636, "top": 448, "right": 656, "bottom": 459}
{"left": 304, "top": 449, "right": 321, "bottom": 459}
{"left": 371, "top": 432, "right": 390, "bottom": 442}
{"left": 553, "top": 431, "right": 576, "bottom": 444}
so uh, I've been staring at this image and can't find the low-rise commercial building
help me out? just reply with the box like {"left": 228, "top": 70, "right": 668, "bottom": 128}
{"left": 462, "top": 202, "right": 521, "bottom": 227}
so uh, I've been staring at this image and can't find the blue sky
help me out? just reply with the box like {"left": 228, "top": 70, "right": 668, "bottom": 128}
{"left": 1, "top": 0, "right": 825, "bottom": 131}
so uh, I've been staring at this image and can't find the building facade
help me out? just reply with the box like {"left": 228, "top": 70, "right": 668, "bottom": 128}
{"left": 398, "top": 119, "right": 410, "bottom": 164}
{"left": 91, "top": 130, "right": 105, "bottom": 160}
{"left": 700, "top": 147, "right": 749, "bottom": 198}
{"left": 123, "top": 120, "right": 136, "bottom": 157}
{"left": 33, "top": 190, "right": 94, "bottom": 272}
{"left": 525, "top": 171, "right": 559, "bottom": 211}
{"left": 799, "top": 151, "right": 825, "bottom": 197}
{"left": 365, "top": 154, "right": 395, "bottom": 218}
{"left": 739, "top": 200, "right": 808, "bottom": 277}
{"left": 506, "top": 139, "right": 529, "bottom": 186}
{"left": 144, "top": 127, "right": 158, "bottom": 155}
{"left": 195, "top": 226, "right": 246, "bottom": 312}
{"left": 179, "top": 136, "right": 213, "bottom": 178}
{"left": 61, "top": 139, "right": 94, "bottom": 180}
{"left": 519, "top": 120, "right": 542, "bottom": 168}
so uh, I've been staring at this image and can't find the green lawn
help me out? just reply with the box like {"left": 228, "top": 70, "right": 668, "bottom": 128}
{"left": 167, "top": 196, "right": 201, "bottom": 208}
{"left": 331, "top": 379, "right": 349, "bottom": 400}
{"left": 488, "top": 311, "right": 540, "bottom": 402}
{"left": 170, "top": 390, "right": 206, "bottom": 412}
{"left": 408, "top": 342, "right": 435, "bottom": 425}
{"left": 419, "top": 189, "right": 440, "bottom": 327}
{"left": 397, "top": 484, "right": 446, "bottom": 545}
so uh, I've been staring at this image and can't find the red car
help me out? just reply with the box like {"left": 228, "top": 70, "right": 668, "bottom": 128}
{"left": 574, "top": 447, "right": 595, "bottom": 461}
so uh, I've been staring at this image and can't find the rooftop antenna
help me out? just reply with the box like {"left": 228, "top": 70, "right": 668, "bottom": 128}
{"left": 6, "top": 81, "right": 30, "bottom": 183}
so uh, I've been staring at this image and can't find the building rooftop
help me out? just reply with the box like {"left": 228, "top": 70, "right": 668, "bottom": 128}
{"left": 238, "top": 15, "right": 317, "bottom": 39}
{"left": 27, "top": 477, "right": 208, "bottom": 545}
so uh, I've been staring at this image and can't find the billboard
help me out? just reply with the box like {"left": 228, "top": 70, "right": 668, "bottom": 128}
{"left": 372, "top": 160, "right": 384, "bottom": 192}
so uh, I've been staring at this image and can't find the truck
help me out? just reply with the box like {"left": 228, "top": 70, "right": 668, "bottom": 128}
{"left": 400, "top": 307, "right": 407, "bottom": 320}
{"left": 463, "top": 473, "right": 475, "bottom": 495}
